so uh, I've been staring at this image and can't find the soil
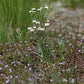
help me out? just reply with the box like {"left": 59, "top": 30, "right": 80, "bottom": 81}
{"left": 47, "top": 1, "right": 84, "bottom": 84}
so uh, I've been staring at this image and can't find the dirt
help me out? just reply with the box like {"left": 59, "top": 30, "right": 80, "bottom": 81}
{"left": 47, "top": 1, "right": 84, "bottom": 84}
{"left": 48, "top": 2, "right": 84, "bottom": 32}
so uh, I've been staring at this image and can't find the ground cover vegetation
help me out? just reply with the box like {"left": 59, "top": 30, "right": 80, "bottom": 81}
{"left": 50, "top": 0, "right": 84, "bottom": 8}
{"left": 0, "top": 0, "right": 84, "bottom": 84}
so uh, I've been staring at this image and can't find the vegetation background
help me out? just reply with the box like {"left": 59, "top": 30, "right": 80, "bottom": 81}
{"left": 0, "top": 0, "right": 84, "bottom": 44}
{"left": 0, "top": 0, "right": 84, "bottom": 84}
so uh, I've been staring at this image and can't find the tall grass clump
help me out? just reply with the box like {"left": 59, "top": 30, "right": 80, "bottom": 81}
{"left": 0, "top": 0, "right": 49, "bottom": 44}
{"left": 58, "top": 39, "right": 65, "bottom": 61}
{"left": 0, "top": 0, "right": 40, "bottom": 27}
{"left": 33, "top": 34, "right": 54, "bottom": 64}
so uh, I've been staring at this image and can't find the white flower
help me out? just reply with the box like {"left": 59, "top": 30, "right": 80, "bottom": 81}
{"left": 45, "top": 23, "right": 50, "bottom": 26}
{"left": 32, "top": 10, "right": 36, "bottom": 13}
{"left": 44, "top": 4, "right": 48, "bottom": 9}
{"left": 33, "top": 26, "right": 36, "bottom": 28}
{"left": 32, "top": 8, "right": 36, "bottom": 10}
{"left": 32, "top": 20, "right": 37, "bottom": 23}
{"left": 37, "top": 7, "right": 43, "bottom": 11}
{"left": 29, "top": 11, "right": 32, "bottom": 13}
{"left": 28, "top": 27, "right": 32, "bottom": 30}
{"left": 45, "top": 6, "right": 48, "bottom": 9}
{"left": 47, "top": 20, "right": 50, "bottom": 22}
{"left": 29, "top": 9, "right": 36, "bottom": 13}
{"left": 38, "top": 27, "right": 45, "bottom": 31}
{"left": 37, "top": 8, "right": 41, "bottom": 11}
{"left": 36, "top": 21, "right": 40, "bottom": 24}
{"left": 40, "top": 7, "right": 43, "bottom": 10}
{"left": 30, "top": 29, "right": 34, "bottom": 32}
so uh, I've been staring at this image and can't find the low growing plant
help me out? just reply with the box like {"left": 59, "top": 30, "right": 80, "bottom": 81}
{"left": 33, "top": 34, "right": 54, "bottom": 65}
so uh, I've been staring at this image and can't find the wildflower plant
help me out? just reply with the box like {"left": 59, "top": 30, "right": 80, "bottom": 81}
{"left": 58, "top": 39, "right": 65, "bottom": 61}
{"left": 0, "top": 0, "right": 49, "bottom": 43}
{"left": 27, "top": 4, "right": 50, "bottom": 33}
{"left": 0, "top": 0, "right": 83, "bottom": 84}
{"left": 50, "top": 73, "right": 59, "bottom": 84}
{"left": 33, "top": 34, "right": 54, "bottom": 65}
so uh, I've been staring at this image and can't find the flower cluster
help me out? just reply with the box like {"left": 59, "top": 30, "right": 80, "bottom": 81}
{"left": 28, "top": 4, "right": 50, "bottom": 32}
{"left": 29, "top": 4, "right": 48, "bottom": 13}
{"left": 28, "top": 26, "right": 45, "bottom": 32}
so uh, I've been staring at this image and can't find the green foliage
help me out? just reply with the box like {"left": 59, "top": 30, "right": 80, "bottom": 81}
{"left": 0, "top": 0, "right": 40, "bottom": 27}
{"left": 49, "top": 0, "right": 84, "bottom": 8}
{"left": 58, "top": 39, "right": 65, "bottom": 61}
{"left": 33, "top": 34, "right": 54, "bottom": 64}
{"left": 50, "top": 73, "right": 59, "bottom": 84}
{"left": 61, "top": 0, "right": 84, "bottom": 8}
{"left": 0, "top": 0, "right": 45, "bottom": 43}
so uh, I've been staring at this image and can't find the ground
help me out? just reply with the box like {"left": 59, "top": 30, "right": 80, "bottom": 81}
{"left": 48, "top": 1, "right": 84, "bottom": 83}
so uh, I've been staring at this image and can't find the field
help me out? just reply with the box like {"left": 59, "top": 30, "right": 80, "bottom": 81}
{"left": 0, "top": 0, "right": 84, "bottom": 84}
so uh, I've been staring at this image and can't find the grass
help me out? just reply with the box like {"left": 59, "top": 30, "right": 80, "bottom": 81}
{"left": 61, "top": 0, "right": 84, "bottom": 8}
{"left": 0, "top": 0, "right": 49, "bottom": 44}
{"left": 49, "top": 0, "right": 84, "bottom": 8}
{"left": 33, "top": 34, "right": 54, "bottom": 64}
{"left": 0, "top": 0, "right": 84, "bottom": 84}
